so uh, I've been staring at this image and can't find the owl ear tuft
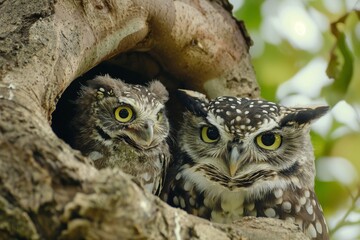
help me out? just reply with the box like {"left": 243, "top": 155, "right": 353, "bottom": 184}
{"left": 86, "top": 74, "right": 127, "bottom": 92}
{"left": 148, "top": 80, "right": 169, "bottom": 103}
{"left": 280, "top": 106, "right": 329, "bottom": 127}
{"left": 177, "top": 89, "right": 209, "bottom": 117}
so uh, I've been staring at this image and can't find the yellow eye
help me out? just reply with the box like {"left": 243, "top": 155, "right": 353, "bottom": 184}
{"left": 114, "top": 106, "right": 134, "bottom": 123}
{"left": 256, "top": 133, "right": 282, "bottom": 150}
{"left": 157, "top": 111, "right": 163, "bottom": 121}
{"left": 200, "top": 126, "right": 220, "bottom": 143}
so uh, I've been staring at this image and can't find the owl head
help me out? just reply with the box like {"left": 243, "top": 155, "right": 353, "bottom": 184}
{"left": 74, "top": 75, "right": 169, "bottom": 150}
{"left": 176, "top": 89, "right": 328, "bottom": 195}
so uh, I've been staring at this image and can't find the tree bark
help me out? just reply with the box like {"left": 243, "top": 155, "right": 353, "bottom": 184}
{"left": 0, "top": 0, "right": 306, "bottom": 239}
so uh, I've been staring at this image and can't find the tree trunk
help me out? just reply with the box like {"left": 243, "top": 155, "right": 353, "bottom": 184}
{"left": 0, "top": 0, "right": 306, "bottom": 239}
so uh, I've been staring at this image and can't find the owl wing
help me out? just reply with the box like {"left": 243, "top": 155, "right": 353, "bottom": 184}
{"left": 162, "top": 171, "right": 212, "bottom": 219}
{"left": 252, "top": 187, "right": 328, "bottom": 240}
{"left": 153, "top": 151, "right": 171, "bottom": 196}
{"left": 160, "top": 155, "right": 212, "bottom": 219}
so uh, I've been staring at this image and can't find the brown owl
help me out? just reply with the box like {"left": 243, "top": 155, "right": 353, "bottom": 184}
{"left": 72, "top": 75, "right": 171, "bottom": 195}
{"left": 162, "top": 89, "right": 329, "bottom": 240}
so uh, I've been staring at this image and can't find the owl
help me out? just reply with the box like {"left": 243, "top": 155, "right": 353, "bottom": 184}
{"left": 71, "top": 75, "right": 171, "bottom": 195}
{"left": 162, "top": 89, "right": 329, "bottom": 240}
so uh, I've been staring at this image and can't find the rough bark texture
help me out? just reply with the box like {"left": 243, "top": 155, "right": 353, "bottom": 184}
{"left": 0, "top": 0, "right": 306, "bottom": 239}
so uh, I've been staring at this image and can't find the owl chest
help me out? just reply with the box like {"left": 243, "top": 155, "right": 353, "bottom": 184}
{"left": 86, "top": 138, "right": 168, "bottom": 194}
{"left": 169, "top": 175, "right": 328, "bottom": 240}
{"left": 88, "top": 141, "right": 159, "bottom": 174}
{"left": 168, "top": 171, "right": 251, "bottom": 223}
{"left": 89, "top": 142, "right": 138, "bottom": 167}
{"left": 168, "top": 182, "right": 248, "bottom": 222}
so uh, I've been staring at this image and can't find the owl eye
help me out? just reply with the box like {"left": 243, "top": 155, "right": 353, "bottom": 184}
{"left": 200, "top": 126, "right": 220, "bottom": 143}
{"left": 157, "top": 110, "right": 163, "bottom": 121}
{"left": 114, "top": 105, "right": 135, "bottom": 123}
{"left": 256, "top": 133, "right": 282, "bottom": 150}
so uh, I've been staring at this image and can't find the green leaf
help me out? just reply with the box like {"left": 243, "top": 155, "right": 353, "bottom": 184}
{"left": 323, "top": 10, "right": 360, "bottom": 106}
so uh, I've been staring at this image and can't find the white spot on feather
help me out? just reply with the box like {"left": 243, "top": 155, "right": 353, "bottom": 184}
{"left": 162, "top": 193, "right": 168, "bottom": 201}
{"left": 282, "top": 201, "right": 292, "bottom": 212}
{"left": 306, "top": 223, "right": 317, "bottom": 238}
{"left": 179, "top": 197, "right": 186, "bottom": 208}
{"left": 264, "top": 208, "right": 276, "bottom": 218}
{"left": 299, "top": 197, "right": 306, "bottom": 205}
{"left": 88, "top": 151, "right": 103, "bottom": 161}
{"left": 246, "top": 203, "right": 255, "bottom": 211}
{"left": 173, "top": 196, "right": 179, "bottom": 206}
{"left": 175, "top": 173, "right": 182, "bottom": 180}
{"left": 274, "top": 189, "right": 283, "bottom": 198}
{"left": 315, "top": 220, "right": 322, "bottom": 234}
{"left": 306, "top": 203, "right": 314, "bottom": 215}
{"left": 183, "top": 181, "right": 192, "bottom": 191}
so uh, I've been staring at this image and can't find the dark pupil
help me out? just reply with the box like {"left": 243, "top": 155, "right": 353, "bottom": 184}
{"left": 119, "top": 109, "right": 129, "bottom": 118}
{"left": 261, "top": 134, "right": 275, "bottom": 146}
{"left": 207, "top": 127, "right": 219, "bottom": 140}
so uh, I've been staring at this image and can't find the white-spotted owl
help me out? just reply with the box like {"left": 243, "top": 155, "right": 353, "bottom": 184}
{"left": 72, "top": 75, "right": 171, "bottom": 195}
{"left": 162, "top": 89, "right": 329, "bottom": 240}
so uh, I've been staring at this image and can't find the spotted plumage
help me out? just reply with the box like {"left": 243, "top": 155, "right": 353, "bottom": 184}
{"left": 71, "top": 75, "right": 171, "bottom": 195}
{"left": 161, "top": 89, "right": 329, "bottom": 240}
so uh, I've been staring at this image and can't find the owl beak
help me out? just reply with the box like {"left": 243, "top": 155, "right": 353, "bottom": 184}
{"left": 141, "top": 120, "right": 154, "bottom": 146}
{"left": 228, "top": 145, "right": 242, "bottom": 177}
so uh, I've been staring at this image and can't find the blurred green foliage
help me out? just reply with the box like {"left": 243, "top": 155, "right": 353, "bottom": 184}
{"left": 324, "top": 10, "right": 359, "bottom": 105}
{"left": 234, "top": 1, "right": 360, "bottom": 239}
